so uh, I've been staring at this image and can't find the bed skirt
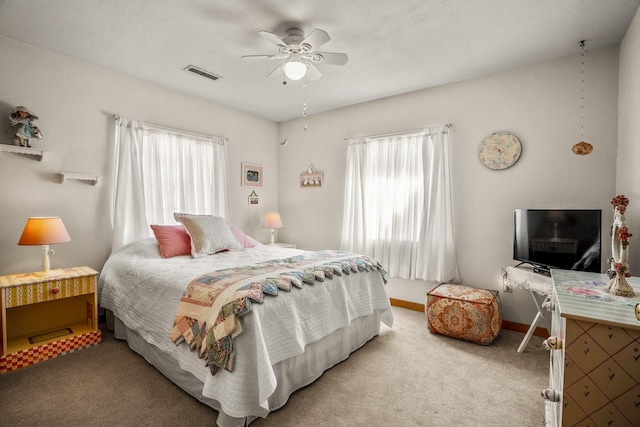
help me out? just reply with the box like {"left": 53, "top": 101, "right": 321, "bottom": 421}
{"left": 108, "top": 309, "right": 384, "bottom": 426}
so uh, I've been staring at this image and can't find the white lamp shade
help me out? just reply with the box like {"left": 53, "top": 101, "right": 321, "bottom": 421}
{"left": 18, "top": 217, "right": 71, "bottom": 245}
{"left": 283, "top": 55, "right": 307, "bottom": 81}
{"left": 264, "top": 213, "right": 284, "bottom": 229}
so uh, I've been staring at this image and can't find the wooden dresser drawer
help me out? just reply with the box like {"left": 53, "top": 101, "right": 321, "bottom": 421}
{"left": 4, "top": 273, "right": 97, "bottom": 308}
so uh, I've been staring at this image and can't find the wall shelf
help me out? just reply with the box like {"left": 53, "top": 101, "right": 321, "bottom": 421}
{"left": 59, "top": 172, "right": 99, "bottom": 185}
{"left": 0, "top": 145, "right": 46, "bottom": 161}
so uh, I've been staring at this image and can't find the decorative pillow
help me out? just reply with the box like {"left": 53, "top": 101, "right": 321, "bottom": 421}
{"left": 174, "top": 213, "right": 244, "bottom": 258}
{"left": 230, "top": 226, "right": 256, "bottom": 248}
{"left": 150, "top": 224, "right": 192, "bottom": 258}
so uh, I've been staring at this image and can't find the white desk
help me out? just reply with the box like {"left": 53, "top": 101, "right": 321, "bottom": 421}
{"left": 502, "top": 266, "right": 553, "bottom": 352}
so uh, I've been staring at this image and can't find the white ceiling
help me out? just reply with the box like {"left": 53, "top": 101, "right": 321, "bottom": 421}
{"left": 1, "top": 0, "right": 638, "bottom": 122}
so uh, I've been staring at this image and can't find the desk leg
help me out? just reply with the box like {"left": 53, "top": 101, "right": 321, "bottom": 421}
{"left": 517, "top": 291, "right": 549, "bottom": 353}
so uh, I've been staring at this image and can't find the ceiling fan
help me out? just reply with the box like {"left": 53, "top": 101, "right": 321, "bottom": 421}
{"left": 242, "top": 28, "right": 348, "bottom": 81}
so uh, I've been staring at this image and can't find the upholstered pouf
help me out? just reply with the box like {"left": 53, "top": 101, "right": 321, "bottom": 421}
{"left": 426, "top": 284, "right": 502, "bottom": 345}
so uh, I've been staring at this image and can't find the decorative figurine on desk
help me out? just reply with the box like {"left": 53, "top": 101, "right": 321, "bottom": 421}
{"left": 606, "top": 194, "right": 635, "bottom": 297}
{"left": 8, "top": 105, "right": 43, "bottom": 147}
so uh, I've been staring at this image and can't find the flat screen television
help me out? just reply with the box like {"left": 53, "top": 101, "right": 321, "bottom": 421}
{"left": 513, "top": 209, "right": 602, "bottom": 274}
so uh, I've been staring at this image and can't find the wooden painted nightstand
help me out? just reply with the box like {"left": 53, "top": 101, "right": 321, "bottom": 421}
{"left": 0, "top": 266, "right": 101, "bottom": 373}
{"left": 268, "top": 243, "right": 297, "bottom": 249}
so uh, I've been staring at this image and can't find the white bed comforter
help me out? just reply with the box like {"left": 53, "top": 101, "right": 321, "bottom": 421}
{"left": 98, "top": 238, "right": 393, "bottom": 419}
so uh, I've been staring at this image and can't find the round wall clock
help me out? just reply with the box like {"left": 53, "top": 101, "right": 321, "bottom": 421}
{"left": 478, "top": 131, "right": 522, "bottom": 170}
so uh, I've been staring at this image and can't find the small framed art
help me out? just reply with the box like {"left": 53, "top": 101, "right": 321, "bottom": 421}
{"left": 242, "top": 162, "right": 263, "bottom": 187}
{"left": 248, "top": 190, "right": 259, "bottom": 205}
{"left": 300, "top": 163, "right": 323, "bottom": 188}
{"left": 300, "top": 172, "right": 323, "bottom": 187}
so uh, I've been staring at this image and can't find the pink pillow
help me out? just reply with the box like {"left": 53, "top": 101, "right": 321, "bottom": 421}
{"left": 150, "top": 225, "right": 192, "bottom": 258}
{"left": 230, "top": 226, "right": 256, "bottom": 248}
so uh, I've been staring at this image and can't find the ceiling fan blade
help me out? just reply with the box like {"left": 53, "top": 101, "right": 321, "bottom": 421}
{"left": 268, "top": 64, "right": 284, "bottom": 78}
{"left": 241, "top": 54, "right": 285, "bottom": 60}
{"left": 305, "top": 63, "right": 323, "bottom": 81}
{"left": 301, "top": 28, "right": 330, "bottom": 49}
{"left": 259, "top": 30, "right": 287, "bottom": 47}
{"left": 315, "top": 52, "right": 349, "bottom": 66}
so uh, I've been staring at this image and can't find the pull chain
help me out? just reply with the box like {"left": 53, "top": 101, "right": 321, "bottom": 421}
{"left": 302, "top": 82, "right": 308, "bottom": 131}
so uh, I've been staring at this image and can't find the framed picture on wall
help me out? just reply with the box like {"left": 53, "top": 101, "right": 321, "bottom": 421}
{"left": 248, "top": 190, "right": 259, "bottom": 205}
{"left": 241, "top": 162, "right": 263, "bottom": 187}
{"left": 300, "top": 172, "right": 323, "bottom": 187}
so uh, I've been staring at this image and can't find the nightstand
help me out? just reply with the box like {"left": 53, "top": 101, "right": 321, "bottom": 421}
{"left": 268, "top": 243, "right": 297, "bottom": 249}
{"left": 0, "top": 266, "right": 101, "bottom": 373}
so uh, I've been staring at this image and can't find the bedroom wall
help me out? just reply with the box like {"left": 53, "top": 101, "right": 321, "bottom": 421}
{"left": 278, "top": 46, "right": 620, "bottom": 326}
{"left": 617, "top": 7, "right": 640, "bottom": 271}
{"left": 0, "top": 35, "right": 280, "bottom": 276}
{"left": 0, "top": 33, "right": 626, "bottom": 329}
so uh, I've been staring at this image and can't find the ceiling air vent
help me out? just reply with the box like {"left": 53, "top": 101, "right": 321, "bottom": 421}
{"left": 183, "top": 65, "right": 222, "bottom": 81}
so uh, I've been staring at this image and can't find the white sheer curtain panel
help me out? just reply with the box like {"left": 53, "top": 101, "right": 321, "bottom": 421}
{"left": 141, "top": 125, "right": 229, "bottom": 225}
{"left": 416, "top": 127, "right": 460, "bottom": 282}
{"left": 112, "top": 116, "right": 148, "bottom": 251}
{"left": 341, "top": 125, "right": 459, "bottom": 283}
{"left": 111, "top": 116, "right": 230, "bottom": 251}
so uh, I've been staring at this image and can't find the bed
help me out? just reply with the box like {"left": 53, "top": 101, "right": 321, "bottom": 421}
{"left": 98, "top": 226, "right": 393, "bottom": 427}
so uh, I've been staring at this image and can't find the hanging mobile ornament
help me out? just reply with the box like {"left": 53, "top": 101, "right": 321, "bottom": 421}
{"left": 572, "top": 40, "right": 593, "bottom": 155}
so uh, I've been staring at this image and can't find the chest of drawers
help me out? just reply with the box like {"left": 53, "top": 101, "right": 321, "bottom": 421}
{"left": 543, "top": 270, "right": 640, "bottom": 426}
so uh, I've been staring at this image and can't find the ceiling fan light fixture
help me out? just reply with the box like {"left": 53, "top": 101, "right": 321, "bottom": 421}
{"left": 283, "top": 54, "right": 307, "bottom": 80}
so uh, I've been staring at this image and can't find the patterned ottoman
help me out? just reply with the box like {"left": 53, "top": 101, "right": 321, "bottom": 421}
{"left": 426, "top": 284, "right": 502, "bottom": 345}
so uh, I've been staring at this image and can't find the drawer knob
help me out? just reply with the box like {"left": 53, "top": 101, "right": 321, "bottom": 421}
{"left": 543, "top": 336, "right": 562, "bottom": 350}
{"left": 51, "top": 287, "right": 60, "bottom": 294}
{"left": 541, "top": 388, "right": 560, "bottom": 402}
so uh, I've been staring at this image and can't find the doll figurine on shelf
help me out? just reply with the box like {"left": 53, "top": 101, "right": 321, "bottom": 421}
{"left": 8, "top": 106, "right": 43, "bottom": 147}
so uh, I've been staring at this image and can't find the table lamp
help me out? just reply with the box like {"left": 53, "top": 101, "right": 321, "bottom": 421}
{"left": 263, "top": 213, "right": 283, "bottom": 244}
{"left": 18, "top": 217, "right": 71, "bottom": 273}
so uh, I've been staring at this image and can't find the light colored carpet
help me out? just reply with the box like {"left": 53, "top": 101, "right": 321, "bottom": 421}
{"left": 0, "top": 307, "right": 549, "bottom": 426}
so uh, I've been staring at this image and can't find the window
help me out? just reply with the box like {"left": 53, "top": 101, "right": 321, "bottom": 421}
{"left": 111, "top": 116, "right": 229, "bottom": 250}
{"left": 140, "top": 126, "right": 229, "bottom": 225}
{"left": 341, "top": 125, "right": 459, "bottom": 282}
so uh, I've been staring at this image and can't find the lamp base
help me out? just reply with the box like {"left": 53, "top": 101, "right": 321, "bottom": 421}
{"left": 41, "top": 244, "right": 51, "bottom": 273}
{"left": 606, "top": 272, "right": 635, "bottom": 297}
{"left": 270, "top": 229, "right": 276, "bottom": 245}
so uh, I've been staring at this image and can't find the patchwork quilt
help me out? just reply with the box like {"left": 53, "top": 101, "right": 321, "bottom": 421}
{"left": 170, "top": 250, "right": 388, "bottom": 375}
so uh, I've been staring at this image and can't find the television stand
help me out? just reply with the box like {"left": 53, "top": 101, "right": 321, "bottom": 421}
{"left": 502, "top": 265, "right": 553, "bottom": 352}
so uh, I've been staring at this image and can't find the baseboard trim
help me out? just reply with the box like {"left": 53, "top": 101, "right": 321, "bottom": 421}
{"left": 389, "top": 298, "right": 424, "bottom": 312}
{"left": 389, "top": 298, "right": 549, "bottom": 338}
{"left": 500, "top": 320, "right": 549, "bottom": 338}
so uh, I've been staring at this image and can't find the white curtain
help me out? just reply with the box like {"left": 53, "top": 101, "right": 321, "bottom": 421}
{"left": 415, "top": 127, "right": 460, "bottom": 282}
{"left": 111, "top": 116, "right": 230, "bottom": 251}
{"left": 112, "top": 116, "right": 148, "bottom": 251}
{"left": 341, "top": 125, "right": 460, "bottom": 283}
